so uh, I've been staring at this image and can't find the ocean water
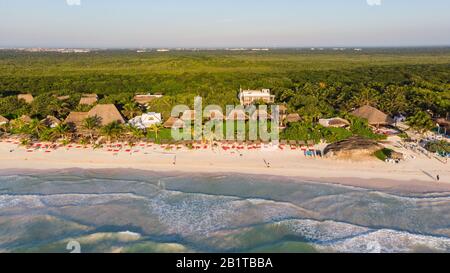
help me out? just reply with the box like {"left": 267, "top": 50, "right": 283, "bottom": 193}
{"left": 0, "top": 169, "right": 450, "bottom": 253}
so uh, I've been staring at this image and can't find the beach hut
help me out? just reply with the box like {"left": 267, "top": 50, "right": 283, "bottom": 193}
{"left": 250, "top": 109, "right": 272, "bottom": 121}
{"left": 79, "top": 96, "right": 98, "bottom": 106}
{"left": 319, "top": 117, "right": 350, "bottom": 128}
{"left": 19, "top": 115, "right": 33, "bottom": 123}
{"left": 226, "top": 109, "right": 249, "bottom": 121}
{"left": 134, "top": 94, "right": 163, "bottom": 105}
{"left": 205, "top": 109, "right": 224, "bottom": 121}
{"left": 284, "top": 113, "right": 301, "bottom": 124}
{"left": 18, "top": 94, "right": 34, "bottom": 104}
{"left": 0, "top": 115, "right": 9, "bottom": 125}
{"left": 163, "top": 117, "right": 185, "bottom": 129}
{"left": 57, "top": 95, "right": 71, "bottom": 101}
{"left": 87, "top": 104, "right": 125, "bottom": 126}
{"left": 42, "top": 115, "right": 61, "bottom": 128}
{"left": 352, "top": 105, "right": 393, "bottom": 126}
{"left": 180, "top": 110, "right": 197, "bottom": 122}
{"left": 65, "top": 112, "right": 89, "bottom": 129}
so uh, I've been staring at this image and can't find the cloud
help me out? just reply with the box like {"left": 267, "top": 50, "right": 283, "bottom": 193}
{"left": 367, "top": 0, "right": 382, "bottom": 6}
{"left": 66, "top": 0, "right": 81, "bottom": 6}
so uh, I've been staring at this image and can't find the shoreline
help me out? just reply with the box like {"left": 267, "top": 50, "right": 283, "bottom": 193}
{"left": 1, "top": 141, "right": 449, "bottom": 195}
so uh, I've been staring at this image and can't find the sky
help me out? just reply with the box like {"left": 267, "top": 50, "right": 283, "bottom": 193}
{"left": 0, "top": 0, "right": 449, "bottom": 48}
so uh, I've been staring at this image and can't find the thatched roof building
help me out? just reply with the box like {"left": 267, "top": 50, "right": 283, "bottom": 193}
{"left": 134, "top": 94, "right": 162, "bottom": 105}
{"left": 205, "top": 109, "right": 224, "bottom": 121}
{"left": 180, "top": 110, "right": 197, "bottom": 121}
{"left": 19, "top": 115, "right": 33, "bottom": 123}
{"left": 65, "top": 112, "right": 89, "bottom": 129}
{"left": 79, "top": 96, "right": 98, "bottom": 106}
{"left": 0, "top": 115, "right": 9, "bottom": 125}
{"left": 324, "top": 137, "right": 383, "bottom": 160}
{"left": 436, "top": 118, "right": 450, "bottom": 131}
{"left": 163, "top": 117, "right": 184, "bottom": 129}
{"left": 352, "top": 105, "right": 393, "bottom": 126}
{"left": 250, "top": 109, "right": 272, "bottom": 120}
{"left": 284, "top": 113, "right": 301, "bottom": 124}
{"left": 227, "top": 109, "right": 249, "bottom": 121}
{"left": 88, "top": 104, "right": 125, "bottom": 126}
{"left": 18, "top": 94, "right": 34, "bottom": 104}
{"left": 42, "top": 116, "right": 61, "bottom": 128}
{"left": 319, "top": 117, "right": 350, "bottom": 128}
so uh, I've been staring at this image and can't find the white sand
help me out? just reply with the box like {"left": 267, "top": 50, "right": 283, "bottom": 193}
{"left": 0, "top": 140, "right": 449, "bottom": 194}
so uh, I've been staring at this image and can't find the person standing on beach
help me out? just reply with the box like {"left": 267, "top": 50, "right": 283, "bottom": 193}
{"left": 437, "top": 175, "right": 440, "bottom": 182}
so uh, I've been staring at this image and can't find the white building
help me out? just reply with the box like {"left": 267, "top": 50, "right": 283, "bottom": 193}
{"left": 239, "top": 89, "right": 275, "bottom": 106}
{"left": 129, "top": 113, "right": 162, "bottom": 129}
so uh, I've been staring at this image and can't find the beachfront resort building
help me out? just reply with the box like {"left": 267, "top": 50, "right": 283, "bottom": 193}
{"left": 0, "top": 115, "right": 9, "bottom": 126}
{"left": 42, "top": 116, "right": 61, "bottom": 128}
{"left": 79, "top": 94, "right": 98, "bottom": 106}
{"left": 163, "top": 117, "right": 185, "bottom": 129}
{"left": 65, "top": 104, "right": 125, "bottom": 129}
{"left": 134, "top": 94, "right": 163, "bottom": 106}
{"left": 239, "top": 89, "right": 275, "bottom": 106}
{"left": 319, "top": 117, "right": 350, "bottom": 128}
{"left": 18, "top": 94, "right": 34, "bottom": 104}
{"left": 129, "top": 112, "right": 163, "bottom": 129}
{"left": 352, "top": 105, "right": 393, "bottom": 127}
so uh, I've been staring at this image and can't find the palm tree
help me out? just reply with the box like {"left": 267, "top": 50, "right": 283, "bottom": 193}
{"left": 122, "top": 102, "right": 142, "bottom": 120}
{"left": 127, "top": 125, "right": 145, "bottom": 141}
{"left": 51, "top": 123, "right": 71, "bottom": 142}
{"left": 148, "top": 124, "right": 162, "bottom": 140}
{"left": 100, "top": 121, "right": 124, "bottom": 142}
{"left": 82, "top": 116, "right": 101, "bottom": 143}
{"left": 28, "top": 119, "right": 48, "bottom": 139}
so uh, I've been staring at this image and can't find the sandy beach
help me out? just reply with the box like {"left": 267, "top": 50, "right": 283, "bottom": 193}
{"left": 0, "top": 140, "right": 449, "bottom": 194}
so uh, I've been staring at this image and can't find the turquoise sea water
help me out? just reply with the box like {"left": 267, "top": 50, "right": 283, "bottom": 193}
{"left": 0, "top": 169, "right": 450, "bottom": 253}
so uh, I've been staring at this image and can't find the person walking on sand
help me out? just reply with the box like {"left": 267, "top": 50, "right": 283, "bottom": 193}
{"left": 437, "top": 175, "right": 440, "bottom": 182}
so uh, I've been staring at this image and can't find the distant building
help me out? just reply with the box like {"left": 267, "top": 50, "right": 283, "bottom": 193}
{"left": 18, "top": 94, "right": 34, "bottom": 104}
{"left": 239, "top": 89, "right": 275, "bottom": 106}
{"left": 0, "top": 115, "right": 9, "bottom": 125}
{"left": 79, "top": 94, "right": 98, "bottom": 106}
{"left": 352, "top": 105, "right": 393, "bottom": 126}
{"left": 163, "top": 117, "right": 185, "bottom": 129}
{"left": 284, "top": 113, "right": 301, "bottom": 124}
{"left": 319, "top": 118, "right": 350, "bottom": 128}
{"left": 42, "top": 116, "right": 61, "bottom": 128}
{"left": 65, "top": 104, "right": 125, "bottom": 130}
{"left": 134, "top": 94, "right": 163, "bottom": 106}
{"left": 129, "top": 112, "right": 163, "bottom": 129}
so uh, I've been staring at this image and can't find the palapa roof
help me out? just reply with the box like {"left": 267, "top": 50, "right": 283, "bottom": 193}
{"left": 436, "top": 118, "right": 450, "bottom": 130}
{"left": 227, "top": 109, "right": 249, "bottom": 121}
{"left": 180, "top": 110, "right": 197, "bottom": 121}
{"left": 88, "top": 104, "right": 125, "bottom": 126}
{"left": 352, "top": 105, "right": 393, "bottom": 126}
{"left": 19, "top": 115, "right": 33, "bottom": 123}
{"left": 79, "top": 96, "right": 98, "bottom": 105}
{"left": 285, "top": 113, "right": 301, "bottom": 123}
{"left": 205, "top": 109, "right": 224, "bottom": 120}
{"left": 82, "top": 94, "right": 98, "bottom": 98}
{"left": 42, "top": 115, "right": 61, "bottom": 127}
{"left": 18, "top": 94, "right": 34, "bottom": 104}
{"left": 250, "top": 109, "right": 272, "bottom": 120}
{"left": 57, "top": 95, "right": 70, "bottom": 101}
{"left": 134, "top": 95, "right": 158, "bottom": 105}
{"left": 0, "top": 115, "right": 9, "bottom": 124}
{"left": 319, "top": 117, "right": 350, "bottom": 128}
{"left": 163, "top": 117, "right": 184, "bottom": 129}
{"left": 65, "top": 112, "right": 89, "bottom": 128}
